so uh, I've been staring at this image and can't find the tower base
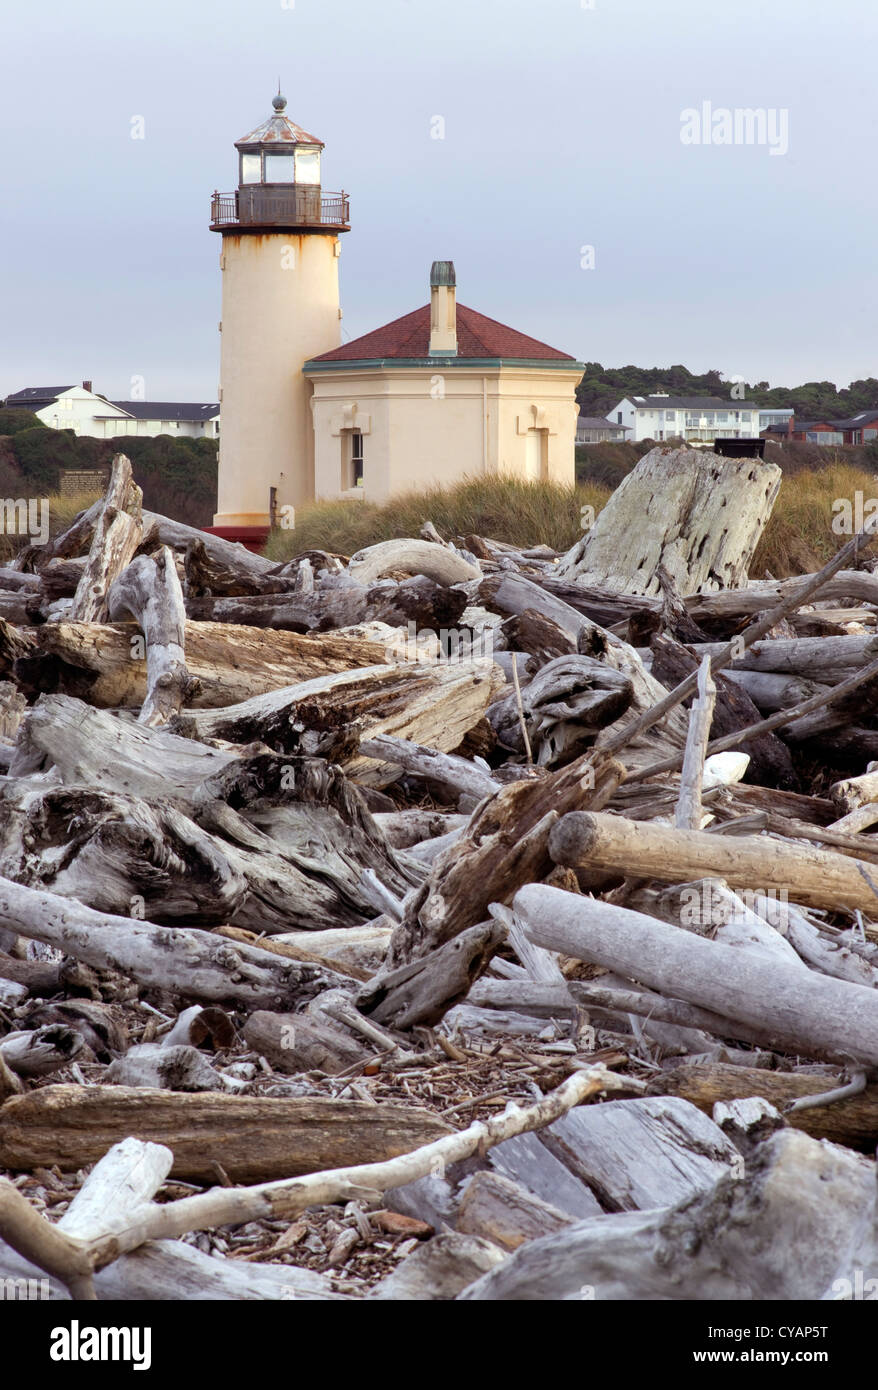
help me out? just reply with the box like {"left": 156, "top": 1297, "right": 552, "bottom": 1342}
{"left": 204, "top": 524, "right": 270, "bottom": 554}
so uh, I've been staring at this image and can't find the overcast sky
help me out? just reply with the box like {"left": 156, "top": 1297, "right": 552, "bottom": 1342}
{"left": 1, "top": 0, "right": 875, "bottom": 402}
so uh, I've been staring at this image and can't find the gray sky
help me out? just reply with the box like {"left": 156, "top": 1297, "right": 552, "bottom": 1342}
{"left": 2, "top": 0, "right": 875, "bottom": 402}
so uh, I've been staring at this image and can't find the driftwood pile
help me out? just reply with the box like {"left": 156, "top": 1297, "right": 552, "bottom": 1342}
{"left": 1, "top": 446, "right": 878, "bottom": 1301}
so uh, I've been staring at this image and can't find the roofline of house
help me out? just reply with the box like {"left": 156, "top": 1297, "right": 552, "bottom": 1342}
{"left": 303, "top": 357, "right": 586, "bottom": 374}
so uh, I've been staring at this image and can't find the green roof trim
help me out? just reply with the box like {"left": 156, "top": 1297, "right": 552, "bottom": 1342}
{"left": 303, "top": 357, "right": 587, "bottom": 374}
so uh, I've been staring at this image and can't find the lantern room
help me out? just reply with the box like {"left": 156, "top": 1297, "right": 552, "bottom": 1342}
{"left": 210, "top": 92, "right": 350, "bottom": 232}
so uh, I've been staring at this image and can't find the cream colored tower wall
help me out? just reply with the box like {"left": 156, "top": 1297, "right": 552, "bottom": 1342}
{"left": 307, "top": 364, "right": 579, "bottom": 503}
{"left": 215, "top": 231, "right": 341, "bottom": 526}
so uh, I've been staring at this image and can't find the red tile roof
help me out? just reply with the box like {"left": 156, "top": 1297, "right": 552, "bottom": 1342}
{"left": 309, "top": 303, "right": 576, "bottom": 364}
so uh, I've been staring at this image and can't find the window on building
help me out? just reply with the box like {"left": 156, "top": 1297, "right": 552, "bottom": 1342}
{"left": 617, "top": 412, "right": 623, "bottom": 424}
{"left": 264, "top": 152, "right": 295, "bottom": 183}
{"left": 240, "top": 153, "right": 261, "bottom": 184}
{"left": 295, "top": 149, "right": 321, "bottom": 185}
{"left": 741, "top": 412, "right": 751, "bottom": 421}
{"left": 349, "top": 430, "right": 364, "bottom": 488}
{"left": 525, "top": 428, "right": 547, "bottom": 481}
{"left": 716, "top": 411, "right": 728, "bottom": 422}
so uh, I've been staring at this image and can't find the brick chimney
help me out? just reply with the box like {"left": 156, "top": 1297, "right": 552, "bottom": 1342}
{"left": 429, "top": 261, "right": 457, "bottom": 356}
{"left": 82, "top": 380, "right": 93, "bottom": 393}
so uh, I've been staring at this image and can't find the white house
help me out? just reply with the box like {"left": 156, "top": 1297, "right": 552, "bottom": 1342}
{"left": 608, "top": 394, "right": 762, "bottom": 445}
{"left": 758, "top": 407, "right": 794, "bottom": 433}
{"left": 5, "top": 384, "right": 220, "bottom": 440}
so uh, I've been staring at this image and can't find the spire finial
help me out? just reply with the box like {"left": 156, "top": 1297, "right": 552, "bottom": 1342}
{"left": 272, "top": 82, "right": 287, "bottom": 113}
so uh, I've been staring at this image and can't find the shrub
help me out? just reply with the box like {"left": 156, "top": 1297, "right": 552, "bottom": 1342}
{"left": 0, "top": 409, "right": 48, "bottom": 436}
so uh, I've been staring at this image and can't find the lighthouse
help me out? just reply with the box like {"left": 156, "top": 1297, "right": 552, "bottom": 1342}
{"left": 209, "top": 92, "right": 350, "bottom": 538}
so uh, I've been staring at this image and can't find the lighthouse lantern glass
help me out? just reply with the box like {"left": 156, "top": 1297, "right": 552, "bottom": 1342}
{"left": 295, "top": 149, "right": 321, "bottom": 185}
{"left": 264, "top": 152, "right": 295, "bottom": 183}
{"left": 240, "top": 153, "right": 261, "bottom": 184}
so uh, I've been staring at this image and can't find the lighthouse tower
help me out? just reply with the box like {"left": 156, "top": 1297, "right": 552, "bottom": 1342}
{"left": 209, "top": 93, "right": 350, "bottom": 536}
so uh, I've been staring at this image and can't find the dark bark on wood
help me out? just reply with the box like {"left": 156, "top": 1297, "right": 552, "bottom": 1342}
{"left": 387, "top": 753, "right": 625, "bottom": 967}
{"left": 243, "top": 1010, "right": 369, "bottom": 1075}
{"left": 649, "top": 632, "right": 799, "bottom": 790}
{"left": 0, "top": 1085, "right": 452, "bottom": 1182}
{"left": 358, "top": 920, "right": 506, "bottom": 1028}
{"left": 651, "top": 1062, "right": 878, "bottom": 1152}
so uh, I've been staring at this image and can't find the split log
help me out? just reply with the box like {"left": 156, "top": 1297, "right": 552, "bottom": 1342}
{"left": 652, "top": 1062, "right": 878, "bottom": 1153}
{"left": 108, "top": 549, "right": 198, "bottom": 725}
{"left": 514, "top": 884, "right": 878, "bottom": 1067}
{"left": 488, "top": 1133, "right": 604, "bottom": 1220}
{"left": 69, "top": 455, "right": 144, "bottom": 623}
{"left": 549, "top": 809, "right": 878, "bottom": 914}
{"left": 15, "top": 618, "right": 398, "bottom": 709}
{"left": 0, "top": 1085, "right": 453, "bottom": 1183}
{"left": 556, "top": 446, "right": 781, "bottom": 595}
{"left": 170, "top": 661, "right": 502, "bottom": 788}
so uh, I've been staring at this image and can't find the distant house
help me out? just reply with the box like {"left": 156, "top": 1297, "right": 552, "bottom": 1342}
{"left": 835, "top": 411, "right": 878, "bottom": 446}
{"left": 575, "top": 413, "right": 631, "bottom": 444}
{"left": 5, "top": 384, "right": 220, "bottom": 440}
{"left": 761, "top": 419, "right": 845, "bottom": 444}
{"left": 758, "top": 408, "right": 794, "bottom": 433}
{"left": 607, "top": 394, "right": 762, "bottom": 444}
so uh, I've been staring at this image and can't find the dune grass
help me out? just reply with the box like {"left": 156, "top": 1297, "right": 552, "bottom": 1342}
{"left": 751, "top": 464, "right": 878, "bottom": 577}
{"left": 265, "top": 464, "right": 878, "bottom": 581}
{"left": 264, "top": 475, "right": 612, "bottom": 560}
